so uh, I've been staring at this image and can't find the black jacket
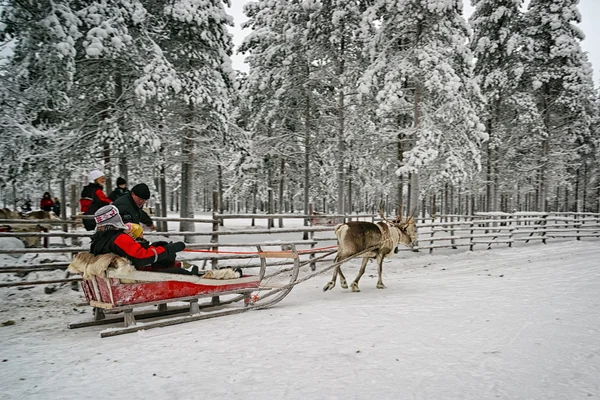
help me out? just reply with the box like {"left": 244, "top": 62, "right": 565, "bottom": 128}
{"left": 108, "top": 187, "right": 129, "bottom": 202}
{"left": 112, "top": 193, "right": 153, "bottom": 227}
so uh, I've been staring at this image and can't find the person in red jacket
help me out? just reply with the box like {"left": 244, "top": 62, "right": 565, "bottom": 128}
{"left": 81, "top": 170, "right": 112, "bottom": 231}
{"left": 90, "top": 205, "right": 192, "bottom": 275}
{"left": 40, "top": 192, "right": 54, "bottom": 212}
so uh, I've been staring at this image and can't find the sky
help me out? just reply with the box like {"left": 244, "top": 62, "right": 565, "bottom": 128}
{"left": 227, "top": 0, "right": 600, "bottom": 84}
{"left": 1, "top": 216, "right": 599, "bottom": 399}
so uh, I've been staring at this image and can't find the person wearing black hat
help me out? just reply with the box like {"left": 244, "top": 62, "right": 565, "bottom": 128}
{"left": 112, "top": 183, "right": 156, "bottom": 230}
{"left": 108, "top": 177, "right": 129, "bottom": 201}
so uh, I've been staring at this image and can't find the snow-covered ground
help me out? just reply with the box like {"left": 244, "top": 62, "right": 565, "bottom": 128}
{"left": 1, "top": 218, "right": 599, "bottom": 400}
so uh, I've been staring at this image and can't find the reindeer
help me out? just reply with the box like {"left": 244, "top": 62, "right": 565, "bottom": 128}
{"left": 323, "top": 208, "right": 418, "bottom": 293}
{"left": 0, "top": 208, "right": 60, "bottom": 247}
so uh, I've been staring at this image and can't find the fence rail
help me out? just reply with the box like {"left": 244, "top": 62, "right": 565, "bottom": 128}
{"left": 1, "top": 211, "right": 599, "bottom": 287}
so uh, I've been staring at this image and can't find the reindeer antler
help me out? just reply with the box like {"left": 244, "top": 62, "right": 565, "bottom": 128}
{"left": 379, "top": 206, "right": 394, "bottom": 225}
{"left": 410, "top": 207, "right": 419, "bottom": 219}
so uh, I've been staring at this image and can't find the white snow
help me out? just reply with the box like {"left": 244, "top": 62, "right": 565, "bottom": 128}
{"left": 1, "top": 218, "right": 599, "bottom": 399}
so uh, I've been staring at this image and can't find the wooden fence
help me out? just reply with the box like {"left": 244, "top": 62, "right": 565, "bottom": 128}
{"left": 0, "top": 211, "right": 599, "bottom": 288}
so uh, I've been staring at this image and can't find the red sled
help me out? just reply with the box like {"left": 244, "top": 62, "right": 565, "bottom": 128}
{"left": 80, "top": 270, "right": 261, "bottom": 308}
{"left": 68, "top": 245, "right": 302, "bottom": 338}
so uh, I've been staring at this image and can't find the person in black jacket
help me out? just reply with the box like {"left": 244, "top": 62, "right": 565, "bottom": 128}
{"left": 108, "top": 177, "right": 129, "bottom": 201}
{"left": 112, "top": 183, "right": 156, "bottom": 230}
{"left": 90, "top": 205, "right": 190, "bottom": 274}
{"left": 52, "top": 197, "right": 61, "bottom": 216}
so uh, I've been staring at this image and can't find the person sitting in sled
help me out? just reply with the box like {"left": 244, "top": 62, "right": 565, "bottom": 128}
{"left": 124, "top": 222, "right": 209, "bottom": 276}
{"left": 90, "top": 205, "right": 194, "bottom": 275}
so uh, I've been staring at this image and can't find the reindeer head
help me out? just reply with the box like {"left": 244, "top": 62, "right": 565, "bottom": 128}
{"left": 381, "top": 206, "right": 418, "bottom": 249}
{"left": 397, "top": 216, "right": 418, "bottom": 248}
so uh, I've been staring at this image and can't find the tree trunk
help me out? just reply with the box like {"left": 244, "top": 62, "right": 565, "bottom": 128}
{"left": 538, "top": 88, "right": 550, "bottom": 212}
{"left": 336, "top": 35, "right": 346, "bottom": 220}
{"left": 410, "top": 90, "right": 421, "bottom": 214}
{"left": 218, "top": 163, "right": 224, "bottom": 226}
{"left": 278, "top": 159, "right": 284, "bottom": 228}
{"left": 347, "top": 164, "right": 352, "bottom": 214}
{"left": 302, "top": 64, "right": 311, "bottom": 239}
{"left": 115, "top": 72, "right": 126, "bottom": 184}
{"left": 158, "top": 146, "right": 167, "bottom": 232}
{"left": 180, "top": 135, "right": 195, "bottom": 239}
{"left": 103, "top": 143, "right": 111, "bottom": 194}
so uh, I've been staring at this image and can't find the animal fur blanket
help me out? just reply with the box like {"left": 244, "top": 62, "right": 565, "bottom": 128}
{"left": 68, "top": 252, "right": 242, "bottom": 280}
{"left": 68, "top": 252, "right": 135, "bottom": 280}
{"left": 203, "top": 268, "right": 241, "bottom": 280}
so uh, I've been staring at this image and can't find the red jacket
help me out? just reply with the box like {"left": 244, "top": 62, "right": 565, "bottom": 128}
{"left": 89, "top": 230, "right": 181, "bottom": 268}
{"left": 40, "top": 197, "right": 54, "bottom": 211}
{"left": 80, "top": 183, "right": 111, "bottom": 214}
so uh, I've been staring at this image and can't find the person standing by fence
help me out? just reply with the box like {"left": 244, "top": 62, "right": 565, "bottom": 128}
{"left": 81, "top": 170, "right": 111, "bottom": 231}
{"left": 108, "top": 177, "right": 129, "bottom": 201}
{"left": 53, "top": 197, "right": 61, "bottom": 216}
{"left": 40, "top": 192, "right": 54, "bottom": 212}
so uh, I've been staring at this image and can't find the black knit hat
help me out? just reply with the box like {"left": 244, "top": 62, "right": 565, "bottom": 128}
{"left": 116, "top": 177, "right": 126, "bottom": 186}
{"left": 131, "top": 183, "right": 150, "bottom": 200}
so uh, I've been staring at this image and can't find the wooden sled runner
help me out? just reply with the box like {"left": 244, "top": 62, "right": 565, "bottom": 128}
{"left": 68, "top": 245, "right": 301, "bottom": 338}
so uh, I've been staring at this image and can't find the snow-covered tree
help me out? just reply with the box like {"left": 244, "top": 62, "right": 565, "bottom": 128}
{"left": 361, "top": 0, "right": 488, "bottom": 212}
{"left": 522, "top": 0, "right": 598, "bottom": 211}
{"left": 137, "top": 0, "right": 235, "bottom": 232}
{"left": 470, "top": 0, "right": 534, "bottom": 211}
{"left": 239, "top": 0, "right": 321, "bottom": 217}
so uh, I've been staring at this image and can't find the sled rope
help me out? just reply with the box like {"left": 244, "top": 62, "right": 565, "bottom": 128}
{"left": 258, "top": 244, "right": 380, "bottom": 296}
{"left": 183, "top": 245, "right": 338, "bottom": 255}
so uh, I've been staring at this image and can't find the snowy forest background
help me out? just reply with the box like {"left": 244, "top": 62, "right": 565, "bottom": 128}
{"left": 0, "top": 0, "right": 598, "bottom": 225}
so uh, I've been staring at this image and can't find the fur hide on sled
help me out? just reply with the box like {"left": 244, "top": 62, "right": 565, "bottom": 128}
{"left": 68, "top": 252, "right": 241, "bottom": 280}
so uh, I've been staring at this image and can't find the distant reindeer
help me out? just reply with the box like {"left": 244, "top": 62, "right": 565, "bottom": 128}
{"left": 323, "top": 208, "right": 418, "bottom": 292}
{"left": 0, "top": 208, "right": 60, "bottom": 247}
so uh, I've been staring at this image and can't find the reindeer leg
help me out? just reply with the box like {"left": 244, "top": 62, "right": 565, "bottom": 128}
{"left": 376, "top": 256, "right": 386, "bottom": 289}
{"left": 323, "top": 261, "right": 340, "bottom": 291}
{"left": 351, "top": 257, "right": 369, "bottom": 292}
{"left": 338, "top": 267, "right": 348, "bottom": 289}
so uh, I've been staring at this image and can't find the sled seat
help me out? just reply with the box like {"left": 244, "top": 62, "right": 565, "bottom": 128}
{"left": 68, "top": 252, "right": 260, "bottom": 309}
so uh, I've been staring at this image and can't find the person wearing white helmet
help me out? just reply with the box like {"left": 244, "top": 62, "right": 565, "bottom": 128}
{"left": 90, "top": 205, "right": 191, "bottom": 275}
{"left": 80, "top": 169, "right": 111, "bottom": 231}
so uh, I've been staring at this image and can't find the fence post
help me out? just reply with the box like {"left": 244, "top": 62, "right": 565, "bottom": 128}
{"left": 70, "top": 184, "right": 80, "bottom": 247}
{"left": 429, "top": 218, "right": 435, "bottom": 255}
{"left": 308, "top": 203, "right": 316, "bottom": 271}
{"left": 469, "top": 216, "right": 475, "bottom": 251}
{"left": 508, "top": 214, "right": 515, "bottom": 248}
{"left": 541, "top": 214, "right": 548, "bottom": 244}
{"left": 450, "top": 215, "right": 456, "bottom": 249}
{"left": 267, "top": 188, "right": 274, "bottom": 229}
{"left": 211, "top": 191, "right": 220, "bottom": 306}
{"left": 575, "top": 213, "right": 581, "bottom": 241}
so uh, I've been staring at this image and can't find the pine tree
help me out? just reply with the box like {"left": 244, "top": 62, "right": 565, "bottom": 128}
{"left": 362, "top": 0, "right": 488, "bottom": 213}
{"left": 239, "top": 0, "right": 320, "bottom": 218}
{"left": 523, "top": 0, "right": 598, "bottom": 211}
{"left": 471, "top": 0, "right": 533, "bottom": 211}
{"left": 141, "top": 0, "right": 236, "bottom": 233}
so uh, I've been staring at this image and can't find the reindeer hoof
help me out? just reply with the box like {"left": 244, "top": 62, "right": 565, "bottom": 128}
{"left": 340, "top": 281, "right": 348, "bottom": 289}
{"left": 351, "top": 284, "right": 360, "bottom": 292}
{"left": 323, "top": 282, "right": 335, "bottom": 291}
{"left": 376, "top": 283, "right": 386, "bottom": 289}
